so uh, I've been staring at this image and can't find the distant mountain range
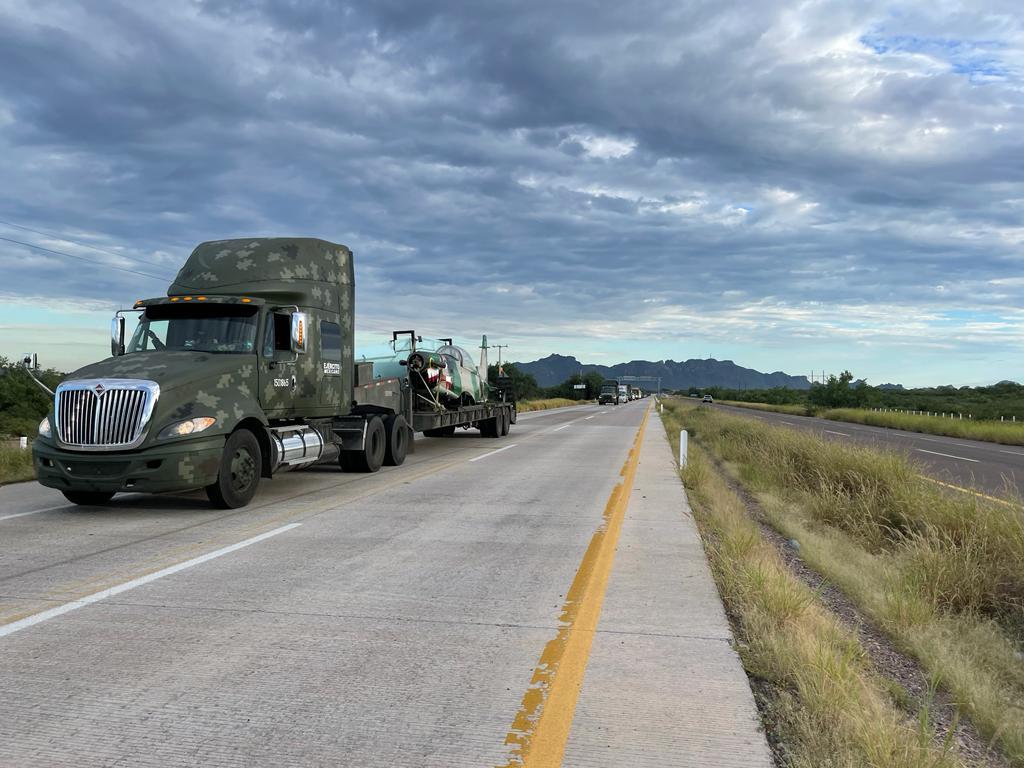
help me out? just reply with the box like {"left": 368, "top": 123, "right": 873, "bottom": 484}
{"left": 514, "top": 354, "right": 811, "bottom": 390}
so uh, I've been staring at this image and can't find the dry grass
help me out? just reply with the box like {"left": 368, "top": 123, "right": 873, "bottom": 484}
{"left": 720, "top": 400, "right": 811, "bottom": 416}
{"left": 822, "top": 408, "right": 1024, "bottom": 446}
{"left": 663, "top": 411, "right": 965, "bottom": 767}
{"left": 663, "top": 399, "right": 1024, "bottom": 764}
{"left": 516, "top": 398, "right": 592, "bottom": 412}
{"left": 0, "top": 445, "right": 34, "bottom": 485}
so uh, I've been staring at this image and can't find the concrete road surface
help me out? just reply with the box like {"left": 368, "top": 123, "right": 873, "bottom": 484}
{"left": 713, "top": 403, "right": 1022, "bottom": 501}
{"left": 0, "top": 401, "right": 770, "bottom": 767}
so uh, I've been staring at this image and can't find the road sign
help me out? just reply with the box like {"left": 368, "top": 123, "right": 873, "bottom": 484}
{"left": 573, "top": 384, "right": 586, "bottom": 389}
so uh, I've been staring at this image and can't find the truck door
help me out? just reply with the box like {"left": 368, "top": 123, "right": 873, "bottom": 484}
{"left": 259, "top": 309, "right": 297, "bottom": 418}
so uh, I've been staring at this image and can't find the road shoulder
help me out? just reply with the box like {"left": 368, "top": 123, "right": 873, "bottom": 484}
{"left": 562, "top": 409, "right": 773, "bottom": 767}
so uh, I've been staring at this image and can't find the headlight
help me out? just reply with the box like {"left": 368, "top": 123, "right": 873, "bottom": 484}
{"left": 158, "top": 416, "right": 217, "bottom": 440}
{"left": 38, "top": 416, "right": 51, "bottom": 438}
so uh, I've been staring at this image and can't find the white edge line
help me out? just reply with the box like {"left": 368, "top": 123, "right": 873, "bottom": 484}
{"left": 0, "top": 523, "right": 302, "bottom": 638}
{"left": 553, "top": 424, "right": 571, "bottom": 432}
{"left": 468, "top": 444, "right": 518, "bottom": 463}
{"left": 584, "top": 415, "right": 597, "bottom": 420}
{"left": 824, "top": 430, "right": 851, "bottom": 437}
{"left": 915, "top": 448, "right": 979, "bottom": 463}
{"left": 999, "top": 449, "right": 1024, "bottom": 456}
{"left": 0, "top": 504, "right": 71, "bottom": 522}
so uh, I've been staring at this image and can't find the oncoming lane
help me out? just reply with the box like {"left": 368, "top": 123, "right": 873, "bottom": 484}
{"left": 713, "top": 403, "right": 1022, "bottom": 499}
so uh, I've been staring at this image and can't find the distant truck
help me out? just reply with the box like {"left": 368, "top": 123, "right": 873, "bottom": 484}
{"left": 29, "top": 238, "right": 516, "bottom": 509}
{"left": 631, "top": 387, "right": 641, "bottom": 400}
{"left": 598, "top": 379, "right": 621, "bottom": 405}
{"left": 618, "top": 384, "right": 630, "bottom": 403}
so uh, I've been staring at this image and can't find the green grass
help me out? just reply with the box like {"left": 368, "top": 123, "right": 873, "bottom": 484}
{"left": 517, "top": 398, "right": 592, "bottom": 412}
{"left": 662, "top": 399, "right": 1024, "bottom": 764}
{"left": 0, "top": 445, "right": 34, "bottom": 485}
{"left": 663, "top": 413, "right": 965, "bottom": 767}
{"left": 822, "top": 408, "right": 1024, "bottom": 446}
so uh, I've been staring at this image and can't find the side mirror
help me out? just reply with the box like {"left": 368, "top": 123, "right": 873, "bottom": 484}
{"left": 290, "top": 312, "right": 309, "bottom": 354}
{"left": 111, "top": 316, "right": 126, "bottom": 357}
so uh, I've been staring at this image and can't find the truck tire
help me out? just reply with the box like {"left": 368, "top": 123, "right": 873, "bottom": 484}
{"left": 423, "top": 425, "right": 456, "bottom": 437}
{"left": 61, "top": 490, "right": 115, "bottom": 506}
{"left": 341, "top": 416, "right": 386, "bottom": 473}
{"left": 480, "top": 416, "right": 498, "bottom": 438}
{"left": 383, "top": 414, "right": 409, "bottom": 466}
{"left": 499, "top": 408, "right": 511, "bottom": 436}
{"left": 206, "top": 429, "right": 262, "bottom": 509}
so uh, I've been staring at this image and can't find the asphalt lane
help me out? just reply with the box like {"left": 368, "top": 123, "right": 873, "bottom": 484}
{"left": 712, "top": 403, "right": 1022, "bottom": 500}
{"left": 0, "top": 401, "right": 660, "bottom": 766}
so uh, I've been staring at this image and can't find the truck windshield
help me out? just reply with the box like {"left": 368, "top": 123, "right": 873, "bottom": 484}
{"left": 127, "top": 303, "right": 259, "bottom": 355}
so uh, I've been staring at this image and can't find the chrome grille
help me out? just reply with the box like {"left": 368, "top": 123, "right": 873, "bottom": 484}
{"left": 55, "top": 380, "right": 159, "bottom": 450}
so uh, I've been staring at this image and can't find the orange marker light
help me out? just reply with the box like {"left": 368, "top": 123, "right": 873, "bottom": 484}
{"left": 197, "top": 296, "right": 207, "bottom": 301}
{"left": 241, "top": 297, "right": 252, "bottom": 303}
{"left": 170, "top": 297, "right": 179, "bottom": 302}
{"left": 183, "top": 296, "right": 192, "bottom": 301}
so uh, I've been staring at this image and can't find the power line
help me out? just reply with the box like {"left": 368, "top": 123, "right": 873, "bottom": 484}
{"left": 0, "top": 218, "right": 170, "bottom": 273}
{"left": 0, "top": 235, "right": 173, "bottom": 282}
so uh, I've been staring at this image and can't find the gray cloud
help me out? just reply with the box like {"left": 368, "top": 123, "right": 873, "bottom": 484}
{"left": 0, "top": 0, "right": 1021, "bottom": 383}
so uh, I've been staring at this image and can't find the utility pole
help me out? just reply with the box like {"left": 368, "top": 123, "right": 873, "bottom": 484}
{"left": 493, "top": 344, "right": 509, "bottom": 374}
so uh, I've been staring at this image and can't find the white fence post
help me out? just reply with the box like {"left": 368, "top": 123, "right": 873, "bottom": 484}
{"left": 19, "top": 436, "right": 28, "bottom": 450}
{"left": 679, "top": 430, "right": 688, "bottom": 468}
{"left": 660, "top": 403, "right": 664, "bottom": 413}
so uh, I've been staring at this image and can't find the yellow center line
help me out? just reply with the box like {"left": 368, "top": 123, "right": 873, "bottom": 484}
{"left": 917, "top": 475, "right": 1020, "bottom": 508}
{"left": 498, "top": 408, "right": 649, "bottom": 767}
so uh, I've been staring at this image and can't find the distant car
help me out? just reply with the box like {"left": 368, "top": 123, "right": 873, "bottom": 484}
{"left": 702, "top": 394, "right": 714, "bottom": 403}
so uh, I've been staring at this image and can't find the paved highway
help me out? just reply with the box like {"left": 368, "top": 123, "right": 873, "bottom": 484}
{"left": 0, "top": 401, "right": 769, "bottom": 767}
{"left": 713, "top": 403, "right": 1023, "bottom": 502}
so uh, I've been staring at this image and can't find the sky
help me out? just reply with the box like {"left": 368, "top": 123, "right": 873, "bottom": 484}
{"left": 0, "top": 0, "right": 1021, "bottom": 387}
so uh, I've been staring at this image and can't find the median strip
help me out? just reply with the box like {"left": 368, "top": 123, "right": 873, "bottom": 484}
{"left": 498, "top": 410, "right": 648, "bottom": 767}
{"left": 0, "top": 523, "right": 301, "bottom": 638}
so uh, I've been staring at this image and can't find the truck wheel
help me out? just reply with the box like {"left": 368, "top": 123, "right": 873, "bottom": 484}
{"left": 206, "top": 429, "right": 262, "bottom": 509}
{"left": 499, "top": 408, "right": 511, "bottom": 436}
{"left": 383, "top": 414, "right": 409, "bottom": 466}
{"left": 61, "top": 490, "right": 115, "bottom": 506}
{"left": 342, "top": 416, "right": 386, "bottom": 472}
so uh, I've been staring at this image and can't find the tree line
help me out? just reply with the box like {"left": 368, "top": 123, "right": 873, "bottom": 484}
{"left": 0, "top": 357, "right": 64, "bottom": 438}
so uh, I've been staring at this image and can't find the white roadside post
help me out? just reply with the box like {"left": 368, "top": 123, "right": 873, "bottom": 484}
{"left": 679, "top": 430, "right": 688, "bottom": 468}
{"left": 19, "top": 436, "right": 28, "bottom": 449}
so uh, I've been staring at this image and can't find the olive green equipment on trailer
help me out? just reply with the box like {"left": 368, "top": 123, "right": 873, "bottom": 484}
{"left": 29, "top": 238, "right": 515, "bottom": 510}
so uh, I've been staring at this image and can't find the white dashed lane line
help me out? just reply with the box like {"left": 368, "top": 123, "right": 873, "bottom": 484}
{"left": 554, "top": 424, "right": 571, "bottom": 432}
{"left": 915, "top": 448, "right": 980, "bottom": 463}
{"left": 0, "top": 523, "right": 302, "bottom": 638}
{"left": 468, "top": 444, "right": 519, "bottom": 463}
{"left": 0, "top": 504, "right": 71, "bottom": 523}
{"left": 824, "top": 430, "right": 851, "bottom": 437}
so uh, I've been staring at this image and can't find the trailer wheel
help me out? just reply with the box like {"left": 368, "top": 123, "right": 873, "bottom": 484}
{"left": 383, "top": 414, "right": 409, "bottom": 466}
{"left": 499, "top": 408, "right": 511, "bottom": 436}
{"left": 61, "top": 490, "right": 115, "bottom": 506}
{"left": 206, "top": 429, "right": 262, "bottom": 509}
{"left": 341, "top": 416, "right": 386, "bottom": 472}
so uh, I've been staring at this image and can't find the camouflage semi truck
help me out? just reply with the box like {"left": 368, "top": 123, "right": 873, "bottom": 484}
{"left": 30, "top": 238, "right": 515, "bottom": 509}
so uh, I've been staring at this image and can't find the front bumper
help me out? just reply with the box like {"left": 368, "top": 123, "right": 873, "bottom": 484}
{"left": 33, "top": 436, "right": 225, "bottom": 494}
